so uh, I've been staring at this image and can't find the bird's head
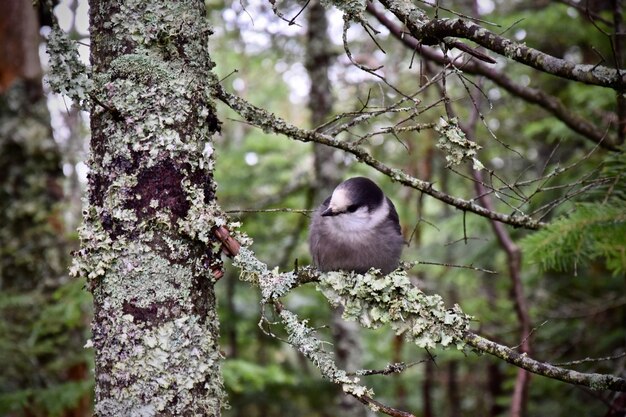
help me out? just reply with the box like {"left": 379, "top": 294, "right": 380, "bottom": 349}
{"left": 321, "top": 177, "right": 389, "bottom": 232}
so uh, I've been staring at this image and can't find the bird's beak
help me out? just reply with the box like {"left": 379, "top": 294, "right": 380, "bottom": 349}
{"left": 321, "top": 207, "right": 337, "bottom": 217}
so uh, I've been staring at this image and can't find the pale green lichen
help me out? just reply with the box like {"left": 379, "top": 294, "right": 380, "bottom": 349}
{"left": 70, "top": 205, "right": 118, "bottom": 281}
{"left": 322, "top": 0, "right": 366, "bottom": 18}
{"left": 318, "top": 268, "right": 470, "bottom": 350}
{"left": 279, "top": 310, "right": 372, "bottom": 398}
{"left": 231, "top": 229, "right": 470, "bottom": 414}
{"left": 435, "top": 117, "right": 483, "bottom": 170}
{"left": 46, "top": 26, "right": 93, "bottom": 105}
{"left": 95, "top": 314, "right": 223, "bottom": 416}
{"left": 177, "top": 186, "right": 224, "bottom": 244}
{"left": 105, "top": 251, "right": 194, "bottom": 308}
{"left": 503, "top": 41, "right": 527, "bottom": 60}
{"left": 62, "top": 1, "right": 226, "bottom": 415}
{"left": 232, "top": 247, "right": 298, "bottom": 301}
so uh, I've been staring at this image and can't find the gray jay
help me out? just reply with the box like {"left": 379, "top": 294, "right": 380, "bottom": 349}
{"left": 309, "top": 177, "right": 404, "bottom": 274}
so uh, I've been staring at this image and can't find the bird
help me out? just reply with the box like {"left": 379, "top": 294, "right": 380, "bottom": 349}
{"left": 309, "top": 177, "right": 404, "bottom": 274}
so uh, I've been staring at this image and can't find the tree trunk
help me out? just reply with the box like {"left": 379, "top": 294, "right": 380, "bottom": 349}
{"left": 84, "top": 1, "right": 224, "bottom": 415}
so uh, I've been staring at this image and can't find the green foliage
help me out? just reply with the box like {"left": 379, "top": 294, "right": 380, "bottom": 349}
{"left": 0, "top": 279, "right": 93, "bottom": 416}
{"left": 223, "top": 359, "right": 297, "bottom": 393}
{"left": 523, "top": 201, "right": 626, "bottom": 275}
{"left": 0, "top": 380, "right": 93, "bottom": 417}
{"left": 522, "top": 153, "right": 626, "bottom": 275}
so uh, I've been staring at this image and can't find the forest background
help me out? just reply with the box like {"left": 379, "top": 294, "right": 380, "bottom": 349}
{"left": 1, "top": 0, "right": 625, "bottom": 416}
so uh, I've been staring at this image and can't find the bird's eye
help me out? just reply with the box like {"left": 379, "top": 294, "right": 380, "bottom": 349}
{"left": 346, "top": 204, "right": 358, "bottom": 213}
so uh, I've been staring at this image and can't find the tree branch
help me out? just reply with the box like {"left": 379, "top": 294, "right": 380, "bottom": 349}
{"left": 378, "top": 0, "right": 626, "bottom": 90}
{"left": 353, "top": 394, "right": 416, "bottom": 417}
{"left": 213, "top": 227, "right": 626, "bottom": 393}
{"left": 366, "top": 2, "right": 620, "bottom": 151}
{"left": 462, "top": 332, "right": 626, "bottom": 391}
{"left": 213, "top": 85, "right": 545, "bottom": 230}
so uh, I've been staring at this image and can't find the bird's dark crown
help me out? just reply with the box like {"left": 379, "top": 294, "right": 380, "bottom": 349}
{"left": 339, "top": 177, "right": 384, "bottom": 211}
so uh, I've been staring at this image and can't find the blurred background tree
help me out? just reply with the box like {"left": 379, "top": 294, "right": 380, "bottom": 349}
{"left": 0, "top": 1, "right": 92, "bottom": 416}
{"left": 1, "top": 0, "right": 625, "bottom": 416}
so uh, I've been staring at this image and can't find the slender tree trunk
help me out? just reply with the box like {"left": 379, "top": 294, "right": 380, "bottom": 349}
{"left": 447, "top": 361, "right": 461, "bottom": 417}
{"left": 0, "top": 2, "right": 90, "bottom": 416}
{"left": 306, "top": 2, "right": 367, "bottom": 416}
{"left": 84, "top": 1, "right": 224, "bottom": 415}
{"left": 421, "top": 357, "right": 433, "bottom": 417}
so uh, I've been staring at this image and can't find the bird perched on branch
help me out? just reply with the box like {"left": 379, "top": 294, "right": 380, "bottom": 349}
{"left": 309, "top": 177, "right": 404, "bottom": 274}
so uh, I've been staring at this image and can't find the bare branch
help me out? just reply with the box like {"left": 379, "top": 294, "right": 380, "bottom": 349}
{"left": 353, "top": 361, "right": 425, "bottom": 377}
{"left": 555, "top": 0, "right": 613, "bottom": 27}
{"left": 214, "top": 84, "right": 545, "bottom": 230}
{"left": 415, "top": 259, "right": 497, "bottom": 274}
{"left": 463, "top": 332, "right": 626, "bottom": 391}
{"left": 554, "top": 352, "right": 626, "bottom": 367}
{"left": 226, "top": 208, "right": 313, "bottom": 215}
{"left": 352, "top": 394, "right": 417, "bottom": 417}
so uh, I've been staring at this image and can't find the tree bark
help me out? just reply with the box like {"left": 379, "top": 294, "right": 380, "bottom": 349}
{"left": 84, "top": 1, "right": 224, "bottom": 415}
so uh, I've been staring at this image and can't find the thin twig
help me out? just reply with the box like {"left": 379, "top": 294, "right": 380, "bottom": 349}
{"left": 226, "top": 208, "right": 313, "bottom": 215}
{"left": 352, "top": 360, "right": 426, "bottom": 376}
{"left": 554, "top": 352, "right": 626, "bottom": 367}
{"left": 415, "top": 260, "right": 497, "bottom": 274}
{"left": 353, "top": 394, "right": 417, "bottom": 417}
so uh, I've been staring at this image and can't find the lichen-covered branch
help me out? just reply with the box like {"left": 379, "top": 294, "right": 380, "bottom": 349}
{"left": 378, "top": 0, "right": 626, "bottom": 90}
{"left": 463, "top": 332, "right": 626, "bottom": 391}
{"left": 46, "top": 25, "right": 92, "bottom": 106}
{"left": 227, "top": 231, "right": 470, "bottom": 415}
{"left": 214, "top": 85, "right": 544, "bottom": 230}
{"left": 317, "top": 269, "right": 469, "bottom": 350}
{"left": 213, "top": 226, "right": 626, "bottom": 395}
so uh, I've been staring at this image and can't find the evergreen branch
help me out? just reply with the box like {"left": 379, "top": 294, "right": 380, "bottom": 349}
{"left": 521, "top": 202, "right": 626, "bottom": 275}
{"left": 214, "top": 85, "right": 544, "bottom": 230}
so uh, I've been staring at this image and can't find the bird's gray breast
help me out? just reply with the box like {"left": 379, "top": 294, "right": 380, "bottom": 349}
{"left": 309, "top": 208, "right": 403, "bottom": 274}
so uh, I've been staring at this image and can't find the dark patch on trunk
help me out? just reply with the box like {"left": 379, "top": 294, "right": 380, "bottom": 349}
{"left": 113, "top": 152, "right": 140, "bottom": 174}
{"left": 122, "top": 298, "right": 180, "bottom": 327}
{"left": 191, "top": 270, "right": 214, "bottom": 323}
{"left": 89, "top": 113, "right": 108, "bottom": 171}
{"left": 205, "top": 111, "right": 221, "bottom": 134}
{"left": 87, "top": 172, "right": 110, "bottom": 208}
{"left": 127, "top": 160, "right": 190, "bottom": 221}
